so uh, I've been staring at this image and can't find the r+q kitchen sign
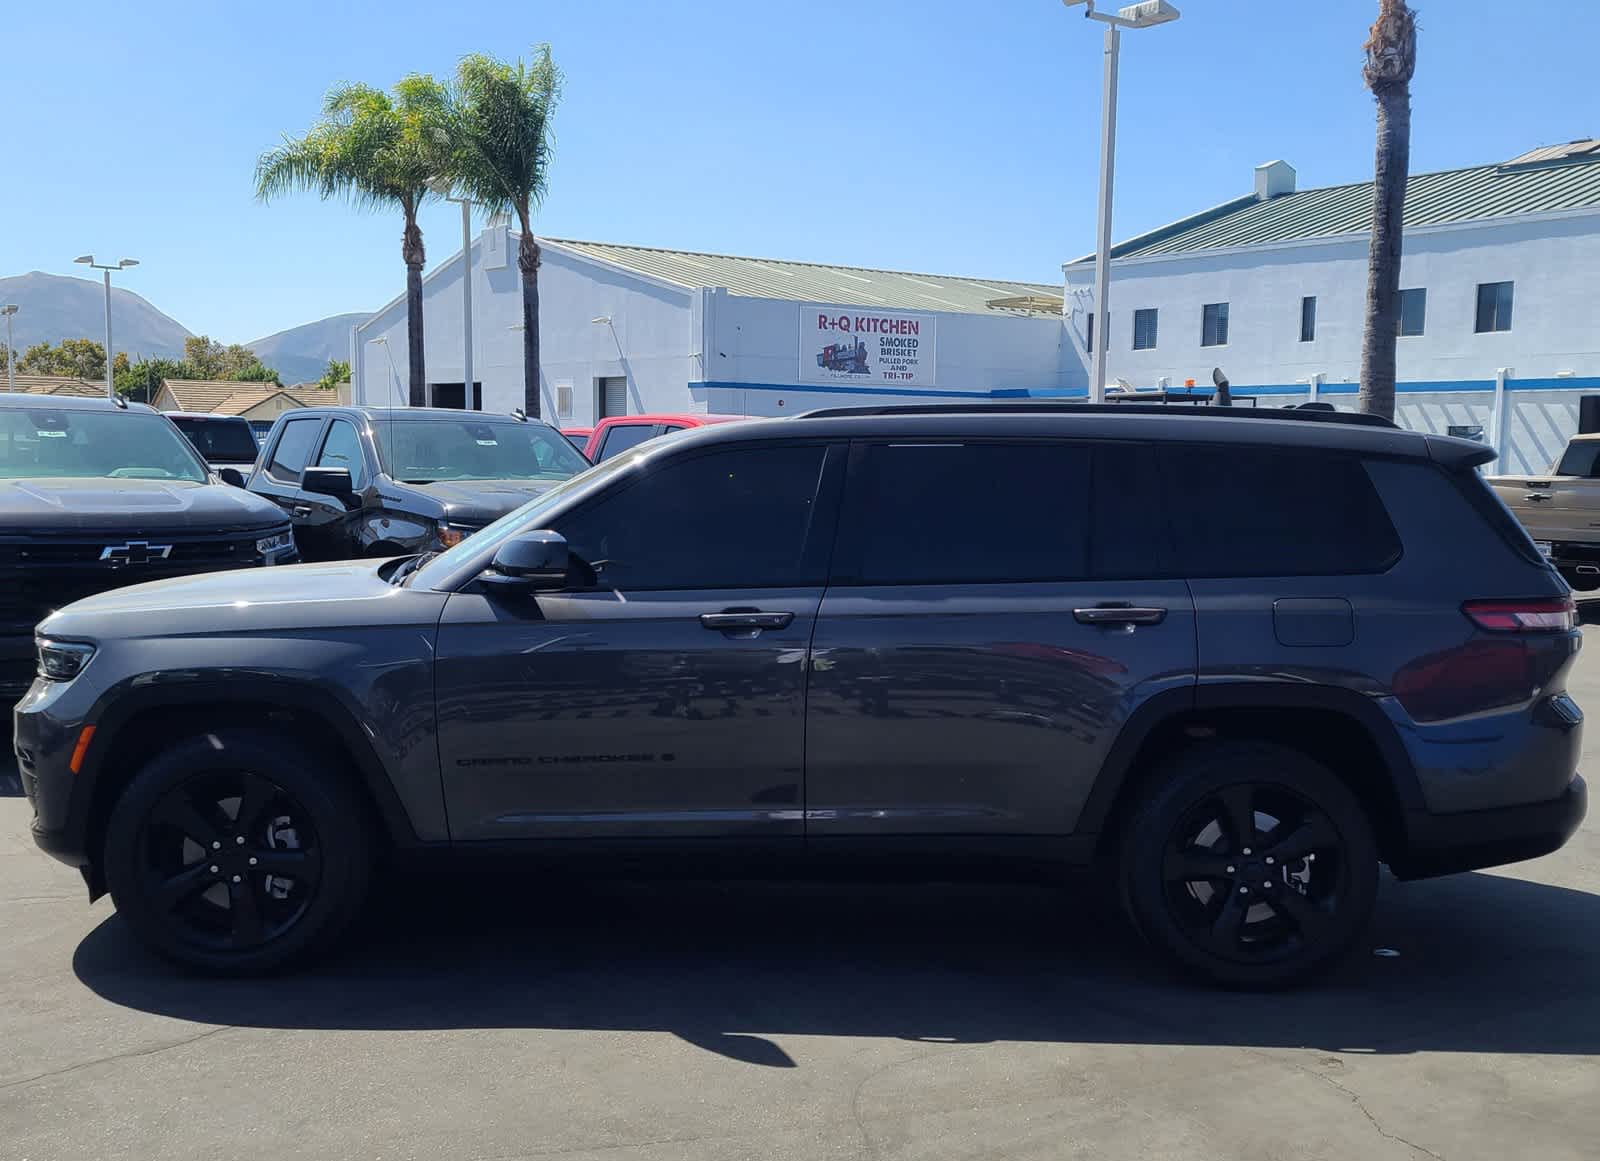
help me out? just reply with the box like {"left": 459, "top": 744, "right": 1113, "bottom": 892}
{"left": 800, "top": 304, "right": 937, "bottom": 388}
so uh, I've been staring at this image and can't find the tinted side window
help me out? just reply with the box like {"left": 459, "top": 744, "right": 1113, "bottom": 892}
{"left": 267, "top": 418, "right": 324, "bottom": 483}
{"left": 596, "top": 423, "right": 657, "bottom": 462}
{"left": 315, "top": 419, "right": 367, "bottom": 489}
{"left": 1555, "top": 441, "right": 1600, "bottom": 478}
{"left": 554, "top": 443, "right": 831, "bottom": 589}
{"left": 1162, "top": 445, "right": 1401, "bottom": 576}
{"left": 845, "top": 442, "right": 1094, "bottom": 585}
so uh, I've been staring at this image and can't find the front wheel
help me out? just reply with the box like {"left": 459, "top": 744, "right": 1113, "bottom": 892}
{"left": 1119, "top": 742, "right": 1379, "bottom": 988}
{"left": 103, "top": 730, "right": 374, "bottom": 975}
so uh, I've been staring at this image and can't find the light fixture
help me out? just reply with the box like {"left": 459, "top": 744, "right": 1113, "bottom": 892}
{"left": 591, "top": 315, "right": 613, "bottom": 325}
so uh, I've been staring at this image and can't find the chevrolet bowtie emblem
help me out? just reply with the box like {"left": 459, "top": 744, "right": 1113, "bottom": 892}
{"left": 99, "top": 541, "right": 173, "bottom": 566}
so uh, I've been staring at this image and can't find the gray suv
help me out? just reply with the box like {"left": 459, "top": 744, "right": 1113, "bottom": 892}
{"left": 14, "top": 404, "right": 1587, "bottom": 986}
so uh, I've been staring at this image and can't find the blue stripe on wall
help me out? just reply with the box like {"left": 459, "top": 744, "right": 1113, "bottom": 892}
{"left": 691, "top": 376, "right": 1600, "bottom": 401}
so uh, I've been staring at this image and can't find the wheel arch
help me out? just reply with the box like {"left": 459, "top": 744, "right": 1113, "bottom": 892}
{"left": 1083, "top": 683, "right": 1423, "bottom": 865}
{"left": 74, "top": 678, "right": 422, "bottom": 896}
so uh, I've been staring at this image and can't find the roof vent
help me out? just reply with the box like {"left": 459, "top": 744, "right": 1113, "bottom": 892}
{"left": 1500, "top": 139, "right": 1600, "bottom": 171}
{"left": 1254, "top": 160, "right": 1296, "bottom": 200}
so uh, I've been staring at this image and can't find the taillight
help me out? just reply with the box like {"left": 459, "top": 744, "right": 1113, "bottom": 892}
{"left": 1462, "top": 597, "right": 1577, "bottom": 633}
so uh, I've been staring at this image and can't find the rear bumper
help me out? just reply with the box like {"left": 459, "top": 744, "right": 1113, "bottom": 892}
{"left": 1390, "top": 775, "right": 1587, "bottom": 879}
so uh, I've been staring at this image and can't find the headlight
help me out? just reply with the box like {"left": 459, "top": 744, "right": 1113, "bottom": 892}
{"left": 437, "top": 525, "right": 474, "bottom": 549}
{"left": 37, "top": 639, "right": 95, "bottom": 682}
{"left": 256, "top": 530, "right": 295, "bottom": 556}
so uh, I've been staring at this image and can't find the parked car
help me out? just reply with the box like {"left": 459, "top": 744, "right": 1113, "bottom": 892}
{"left": 245, "top": 406, "right": 590, "bottom": 561}
{"left": 0, "top": 393, "right": 296, "bottom": 701}
{"left": 560, "top": 426, "right": 593, "bottom": 452}
{"left": 17, "top": 403, "right": 1585, "bottom": 985}
{"left": 1490, "top": 433, "right": 1600, "bottom": 590}
{"left": 584, "top": 413, "right": 745, "bottom": 463}
{"left": 166, "top": 412, "right": 261, "bottom": 484}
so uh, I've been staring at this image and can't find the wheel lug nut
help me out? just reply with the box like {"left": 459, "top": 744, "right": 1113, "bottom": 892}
{"left": 1263, "top": 881, "right": 1273, "bottom": 889}
{"left": 235, "top": 836, "right": 245, "bottom": 845}
{"left": 1242, "top": 848, "right": 1252, "bottom": 856}
{"left": 209, "top": 865, "right": 219, "bottom": 874}
{"left": 1226, "top": 865, "right": 1236, "bottom": 874}
{"left": 248, "top": 857, "right": 258, "bottom": 866}
{"left": 211, "top": 841, "right": 221, "bottom": 850}
{"left": 1265, "top": 856, "right": 1275, "bottom": 865}
{"left": 231, "top": 875, "right": 241, "bottom": 883}
{"left": 1239, "top": 886, "right": 1250, "bottom": 895}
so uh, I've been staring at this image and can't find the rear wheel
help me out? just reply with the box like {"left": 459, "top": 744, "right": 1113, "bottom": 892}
{"left": 1120, "top": 742, "right": 1379, "bottom": 988}
{"left": 103, "top": 730, "right": 373, "bottom": 975}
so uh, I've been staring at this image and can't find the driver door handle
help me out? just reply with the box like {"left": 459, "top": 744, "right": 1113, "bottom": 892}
{"left": 1073, "top": 604, "right": 1168, "bottom": 627}
{"left": 291, "top": 505, "right": 312, "bottom": 518}
{"left": 700, "top": 610, "right": 795, "bottom": 635}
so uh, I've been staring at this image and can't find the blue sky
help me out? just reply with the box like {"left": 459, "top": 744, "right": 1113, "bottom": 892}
{"left": 4, "top": 0, "right": 1595, "bottom": 344}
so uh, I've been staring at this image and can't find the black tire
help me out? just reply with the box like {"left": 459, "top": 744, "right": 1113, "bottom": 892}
{"left": 103, "top": 729, "right": 374, "bottom": 975}
{"left": 1119, "top": 741, "right": 1379, "bottom": 988}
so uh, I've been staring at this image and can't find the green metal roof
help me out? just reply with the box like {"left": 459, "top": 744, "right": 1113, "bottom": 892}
{"left": 1070, "top": 146, "right": 1600, "bottom": 264}
{"left": 546, "top": 239, "right": 1062, "bottom": 315}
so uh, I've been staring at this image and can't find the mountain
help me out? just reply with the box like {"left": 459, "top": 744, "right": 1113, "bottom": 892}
{"left": 248, "top": 313, "right": 369, "bottom": 384}
{"left": 0, "top": 271, "right": 192, "bottom": 359}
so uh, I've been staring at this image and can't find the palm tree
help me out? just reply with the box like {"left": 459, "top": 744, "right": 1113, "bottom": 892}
{"left": 1357, "top": 0, "right": 1418, "bottom": 421}
{"left": 448, "top": 46, "right": 561, "bottom": 417}
{"left": 256, "top": 76, "right": 451, "bottom": 406}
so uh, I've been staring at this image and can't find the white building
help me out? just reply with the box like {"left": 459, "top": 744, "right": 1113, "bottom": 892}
{"left": 1063, "top": 142, "right": 1600, "bottom": 471}
{"left": 351, "top": 226, "right": 1074, "bottom": 426}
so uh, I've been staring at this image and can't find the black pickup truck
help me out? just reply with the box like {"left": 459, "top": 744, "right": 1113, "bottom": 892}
{"left": 0, "top": 394, "right": 297, "bottom": 699}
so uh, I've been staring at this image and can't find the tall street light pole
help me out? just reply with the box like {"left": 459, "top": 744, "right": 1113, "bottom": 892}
{"left": 1061, "top": 1, "right": 1181, "bottom": 403}
{"left": 74, "top": 254, "right": 139, "bottom": 398}
{"left": 1, "top": 305, "right": 16, "bottom": 394}
{"left": 428, "top": 179, "right": 477, "bottom": 411}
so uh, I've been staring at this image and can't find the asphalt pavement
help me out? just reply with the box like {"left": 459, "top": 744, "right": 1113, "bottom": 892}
{"left": 3, "top": 638, "right": 1599, "bottom": 1160}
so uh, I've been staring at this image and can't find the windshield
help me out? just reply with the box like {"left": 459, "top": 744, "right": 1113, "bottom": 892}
{"left": 374, "top": 417, "right": 589, "bottom": 483}
{"left": 0, "top": 407, "right": 209, "bottom": 483}
{"left": 409, "top": 444, "right": 652, "bottom": 589}
{"left": 170, "top": 416, "right": 260, "bottom": 463}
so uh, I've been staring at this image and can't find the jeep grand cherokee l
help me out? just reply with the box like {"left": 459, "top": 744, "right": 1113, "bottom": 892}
{"left": 0, "top": 394, "right": 296, "bottom": 701}
{"left": 15, "top": 403, "right": 1586, "bottom": 986}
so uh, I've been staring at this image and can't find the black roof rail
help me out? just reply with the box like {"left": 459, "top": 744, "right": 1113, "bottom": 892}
{"left": 792, "top": 401, "right": 1397, "bottom": 429}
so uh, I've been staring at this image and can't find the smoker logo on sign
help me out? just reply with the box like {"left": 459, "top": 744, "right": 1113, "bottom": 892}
{"left": 799, "top": 305, "right": 937, "bottom": 387}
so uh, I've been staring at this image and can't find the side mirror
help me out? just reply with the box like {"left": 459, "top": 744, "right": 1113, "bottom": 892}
{"left": 481, "top": 530, "right": 570, "bottom": 591}
{"left": 218, "top": 467, "right": 246, "bottom": 487}
{"left": 302, "top": 466, "right": 355, "bottom": 501}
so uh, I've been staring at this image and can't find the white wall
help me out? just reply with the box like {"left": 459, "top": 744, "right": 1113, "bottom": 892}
{"left": 354, "top": 232, "right": 698, "bottom": 426}
{"left": 356, "top": 232, "right": 1074, "bottom": 422}
{"left": 1065, "top": 210, "right": 1600, "bottom": 392}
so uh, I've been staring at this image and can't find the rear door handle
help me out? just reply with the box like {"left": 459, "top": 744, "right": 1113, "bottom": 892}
{"left": 700, "top": 610, "right": 795, "bottom": 635}
{"left": 291, "top": 505, "right": 312, "bottom": 518}
{"left": 1526, "top": 493, "right": 1552, "bottom": 502}
{"left": 1073, "top": 605, "right": 1167, "bottom": 627}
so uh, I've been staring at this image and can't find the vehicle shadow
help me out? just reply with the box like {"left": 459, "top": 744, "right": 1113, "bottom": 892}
{"left": 74, "top": 865, "right": 1599, "bottom": 1064}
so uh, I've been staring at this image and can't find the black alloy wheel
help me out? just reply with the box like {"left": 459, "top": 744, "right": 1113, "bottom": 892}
{"left": 1121, "top": 742, "right": 1380, "bottom": 988}
{"left": 1161, "top": 782, "right": 1345, "bottom": 966}
{"left": 104, "top": 730, "right": 373, "bottom": 974}
{"left": 140, "top": 770, "right": 323, "bottom": 951}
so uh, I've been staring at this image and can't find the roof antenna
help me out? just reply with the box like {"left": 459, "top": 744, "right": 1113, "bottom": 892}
{"left": 1211, "top": 366, "right": 1232, "bottom": 407}
{"left": 511, "top": 407, "right": 527, "bottom": 423}
{"left": 112, "top": 394, "right": 128, "bottom": 410}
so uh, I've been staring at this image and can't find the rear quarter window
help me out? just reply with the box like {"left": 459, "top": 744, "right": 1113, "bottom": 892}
{"left": 1160, "top": 445, "right": 1401, "bottom": 576}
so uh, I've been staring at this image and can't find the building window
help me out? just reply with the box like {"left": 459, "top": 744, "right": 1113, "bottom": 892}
{"left": 1299, "top": 296, "right": 1317, "bottom": 343}
{"left": 1132, "top": 308, "right": 1158, "bottom": 351}
{"left": 1398, "top": 288, "right": 1426, "bottom": 336}
{"left": 1085, "top": 312, "right": 1095, "bottom": 354}
{"left": 1201, "top": 302, "right": 1229, "bottom": 347}
{"left": 598, "top": 376, "right": 628, "bottom": 418}
{"left": 1476, "top": 281, "right": 1514, "bottom": 333}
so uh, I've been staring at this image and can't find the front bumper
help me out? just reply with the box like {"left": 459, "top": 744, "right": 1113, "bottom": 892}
{"left": 1390, "top": 775, "right": 1588, "bottom": 879}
